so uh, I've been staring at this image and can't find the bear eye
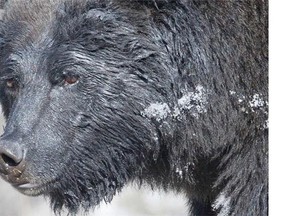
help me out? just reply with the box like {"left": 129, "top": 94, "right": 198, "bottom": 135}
{"left": 63, "top": 75, "right": 79, "bottom": 85}
{"left": 6, "top": 78, "right": 18, "bottom": 90}
{"left": 3, "top": 78, "right": 20, "bottom": 96}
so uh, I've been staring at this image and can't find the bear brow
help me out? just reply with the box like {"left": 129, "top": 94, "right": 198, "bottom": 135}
{"left": 2, "top": 54, "right": 20, "bottom": 71}
{"left": 47, "top": 50, "right": 86, "bottom": 81}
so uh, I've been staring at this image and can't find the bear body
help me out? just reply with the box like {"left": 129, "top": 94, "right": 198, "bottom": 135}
{"left": 0, "top": 1, "right": 268, "bottom": 215}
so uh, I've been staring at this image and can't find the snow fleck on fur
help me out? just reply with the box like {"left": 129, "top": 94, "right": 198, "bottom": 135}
{"left": 142, "top": 102, "right": 171, "bottom": 121}
{"left": 176, "top": 85, "right": 208, "bottom": 118}
{"left": 175, "top": 167, "right": 183, "bottom": 179}
{"left": 229, "top": 90, "right": 236, "bottom": 95}
{"left": 230, "top": 92, "right": 267, "bottom": 114}
{"left": 249, "top": 94, "right": 265, "bottom": 112}
{"left": 142, "top": 85, "right": 208, "bottom": 121}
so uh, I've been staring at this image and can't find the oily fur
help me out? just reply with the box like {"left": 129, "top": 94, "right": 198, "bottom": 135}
{"left": 0, "top": 0, "right": 268, "bottom": 215}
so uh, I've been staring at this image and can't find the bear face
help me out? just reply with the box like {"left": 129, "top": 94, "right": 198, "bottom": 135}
{"left": 0, "top": 1, "right": 177, "bottom": 212}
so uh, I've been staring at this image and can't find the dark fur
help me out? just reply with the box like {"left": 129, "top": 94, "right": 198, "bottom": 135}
{"left": 0, "top": 0, "right": 268, "bottom": 215}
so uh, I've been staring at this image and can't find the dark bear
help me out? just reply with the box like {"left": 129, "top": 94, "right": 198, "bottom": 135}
{"left": 0, "top": 0, "right": 268, "bottom": 215}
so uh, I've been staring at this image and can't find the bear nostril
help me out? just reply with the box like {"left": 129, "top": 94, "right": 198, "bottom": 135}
{"left": 1, "top": 153, "right": 20, "bottom": 167}
{"left": 0, "top": 140, "right": 26, "bottom": 178}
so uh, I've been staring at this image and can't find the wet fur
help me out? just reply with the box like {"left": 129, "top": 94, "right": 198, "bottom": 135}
{"left": 0, "top": 0, "right": 268, "bottom": 215}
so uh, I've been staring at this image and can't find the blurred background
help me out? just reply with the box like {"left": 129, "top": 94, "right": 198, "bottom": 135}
{"left": 0, "top": 107, "right": 187, "bottom": 216}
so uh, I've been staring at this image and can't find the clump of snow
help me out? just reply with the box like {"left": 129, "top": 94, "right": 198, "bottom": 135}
{"left": 175, "top": 163, "right": 193, "bottom": 180}
{"left": 249, "top": 94, "right": 265, "bottom": 112}
{"left": 230, "top": 91, "right": 267, "bottom": 113}
{"left": 238, "top": 98, "right": 244, "bottom": 103}
{"left": 141, "top": 102, "right": 171, "bottom": 122}
{"left": 175, "top": 167, "right": 183, "bottom": 179}
{"left": 142, "top": 84, "right": 208, "bottom": 121}
{"left": 229, "top": 90, "right": 236, "bottom": 95}
{"left": 175, "top": 85, "right": 208, "bottom": 118}
{"left": 213, "top": 193, "right": 231, "bottom": 216}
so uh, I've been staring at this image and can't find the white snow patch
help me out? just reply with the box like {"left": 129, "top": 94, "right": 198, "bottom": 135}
{"left": 142, "top": 85, "right": 208, "bottom": 121}
{"left": 175, "top": 167, "right": 183, "bottom": 179}
{"left": 240, "top": 107, "right": 248, "bottom": 113}
{"left": 213, "top": 193, "right": 231, "bottom": 216}
{"left": 229, "top": 90, "right": 236, "bottom": 95}
{"left": 237, "top": 95, "right": 245, "bottom": 103}
{"left": 142, "top": 102, "right": 171, "bottom": 121}
{"left": 175, "top": 163, "right": 193, "bottom": 179}
{"left": 249, "top": 94, "right": 265, "bottom": 112}
{"left": 231, "top": 92, "right": 267, "bottom": 116}
{"left": 176, "top": 85, "right": 208, "bottom": 118}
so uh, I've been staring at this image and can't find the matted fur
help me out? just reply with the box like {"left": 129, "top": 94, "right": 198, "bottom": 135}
{"left": 0, "top": 1, "right": 268, "bottom": 215}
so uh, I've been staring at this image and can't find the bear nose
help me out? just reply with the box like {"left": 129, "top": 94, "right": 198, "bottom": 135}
{"left": 0, "top": 139, "right": 26, "bottom": 178}
{"left": 0, "top": 147, "right": 23, "bottom": 167}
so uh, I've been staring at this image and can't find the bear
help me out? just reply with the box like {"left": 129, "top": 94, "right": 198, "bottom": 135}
{"left": 0, "top": 0, "right": 268, "bottom": 215}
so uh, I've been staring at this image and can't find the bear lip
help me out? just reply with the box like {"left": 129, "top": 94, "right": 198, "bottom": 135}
{"left": 16, "top": 182, "right": 40, "bottom": 189}
{"left": 13, "top": 180, "right": 56, "bottom": 196}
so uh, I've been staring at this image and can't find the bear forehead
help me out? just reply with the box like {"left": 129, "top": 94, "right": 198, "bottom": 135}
{"left": 2, "top": 0, "right": 92, "bottom": 45}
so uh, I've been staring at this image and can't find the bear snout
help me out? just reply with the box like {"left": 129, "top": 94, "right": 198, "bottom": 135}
{"left": 0, "top": 137, "right": 27, "bottom": 182}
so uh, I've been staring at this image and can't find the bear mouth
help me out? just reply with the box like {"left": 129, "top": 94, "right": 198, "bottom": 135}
{"left": 13, "top": 180, "right": 56, "bottom": 196}
{"left": 0, "top": 172, "right": 56, "bottom": 196}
